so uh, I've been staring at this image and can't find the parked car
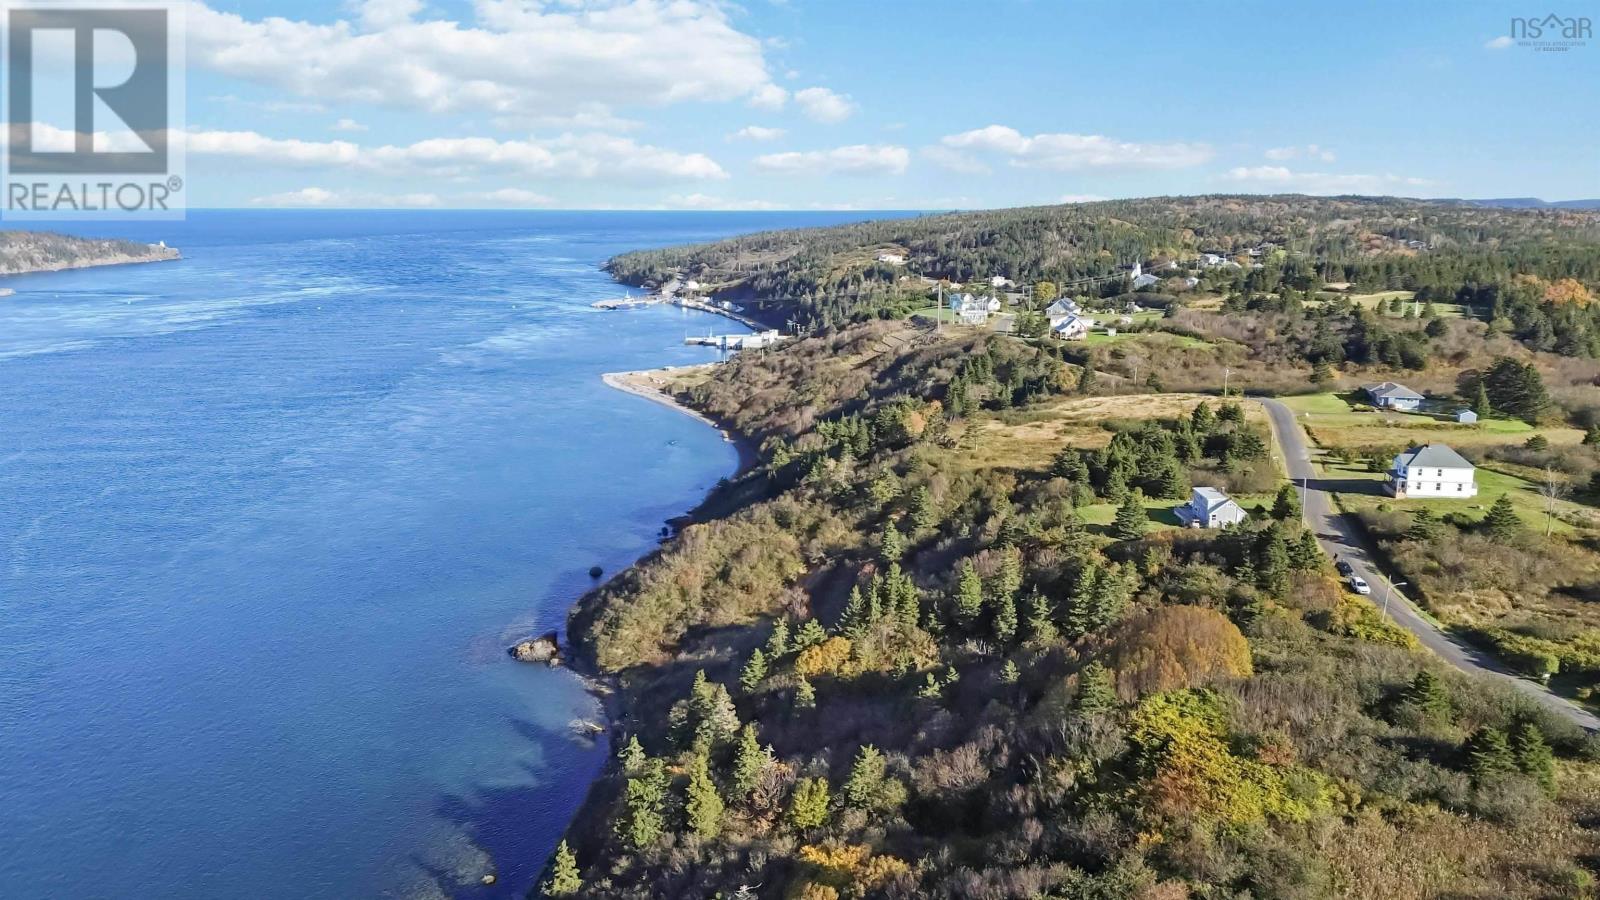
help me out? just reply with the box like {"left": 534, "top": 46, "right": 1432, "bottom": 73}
{"left": 1347, "top": 575, "right": 1371, "bottom": 595}
{"left": 1335, "top": 560, "right": 1354, "bottom": 576}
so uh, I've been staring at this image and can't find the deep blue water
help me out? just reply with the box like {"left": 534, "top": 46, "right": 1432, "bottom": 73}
{"left": 0, "top": 210, "right": 895, "bottom": 899}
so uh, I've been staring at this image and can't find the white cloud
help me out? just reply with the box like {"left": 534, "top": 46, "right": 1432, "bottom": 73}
{"left": 754, "top": 144, "right": 909, "bottom": 176}
{"left": 332, "top": 118, "right": 368, "bottom": 133}
{"left": 251, "top": 187, "right": 442, "bottom": 207}
{"left": 1485, "top": 35, "right": 1514, "bottom": 49}
{"left": 188, "top": 129, "right": 727, "bottom": 182}
{"left": 940, "top": 125, "right": 1212, "bottom": 170}
{"left": 794, "top": 87, "right": 856, "bottom": 123}
{"left": 1058, "top": 194, "right": 1108, "bottom": 203}
{"left": 920, "top": 145, "right": 990, "bottom": 175}
{"left": 187, "top": 0, "right": 782, "bottom": 119}
{"left": 661, "top": 193, "right": 782, "bottom": 210}
{"left": 1222, "top": 165, "right": 1433, "bottom": 195}
{"left": 748, "top": 83, "right": 789, "bottom": 110}
{"left": 1264, "top": 144, "right": 1335, "bottom": 162}
{"left": 730, "top": 125, "right": 786, "bottom": 142}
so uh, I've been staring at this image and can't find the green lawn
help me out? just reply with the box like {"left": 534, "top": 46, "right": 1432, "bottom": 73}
{"left": 1078, "top": 491, "right": 1276, "bottom": 533}
{"left": 1308, "top": 289, "right": 1471, "bottom": 319}
{"left": 1318, "top": 458, "right": 1589, "bottom": 536}
{"left": 1278, "top": 391, "right": 1579, "bottom": 449}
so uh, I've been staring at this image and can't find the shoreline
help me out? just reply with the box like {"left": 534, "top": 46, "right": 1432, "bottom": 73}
{"left": 0, "top": 249, "right": 181, "bottom": 279}
{"left": 601, "top": 366, "right": 760, "bottom": 474}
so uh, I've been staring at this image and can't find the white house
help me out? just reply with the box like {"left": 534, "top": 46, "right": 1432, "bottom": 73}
{"left": 989, "top": 275, "right": 1015, "bottom": 289}
{"left": 1052, "top": 314, "right": 1095, "bottom": 341}
{"left": 1386, "top": 443, "right": 1478, "bottom": 499}
{"left": 1364, "top": 381, "right": 1425, "bottom": 412}
{"left": 951, "top": 293, "right": 1001, "bottom": 325}
{"left": 876, "top": 252, "right": 906, "bottom": 265}
{"left": 1130, "top": 262, "right": 1162, "bottom": 290}
{"left": 1175, "top": 487, "right": 1248, "bottom": 528}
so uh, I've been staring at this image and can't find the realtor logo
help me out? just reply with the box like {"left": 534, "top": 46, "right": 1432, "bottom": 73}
{"left": 1506, "top": 13, "right": 1591, "bottom": 51}
{"left": 2, "top": 2, "right": 186, "bottom": 218}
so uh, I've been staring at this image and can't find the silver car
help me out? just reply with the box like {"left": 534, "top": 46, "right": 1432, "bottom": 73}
{"left": 1347, "top": 575, "right": 1372, "bottom": 595}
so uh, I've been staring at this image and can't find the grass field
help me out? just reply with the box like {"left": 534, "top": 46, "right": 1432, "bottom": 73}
{"left": 1308, "top": 289, "right": 1472, "bottom": 320}
{"left": 1279, "top": 391, "right": 1583, "bottom": 449}
{"left": 1318, "top": 457, "right": 1594, "bottom": 536}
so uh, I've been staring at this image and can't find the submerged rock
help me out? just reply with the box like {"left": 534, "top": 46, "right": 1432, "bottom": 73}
{"left": 508, "top": 631, "right": 562, "bottom": 665}
{"left": 588, "top": 565, "right": 604, "bottom": 579}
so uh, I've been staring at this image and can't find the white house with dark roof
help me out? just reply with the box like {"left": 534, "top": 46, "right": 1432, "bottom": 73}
{"left": 1175, "top": 487, "right": 1248, "bottom": 528}
{"left": 1387, "top": 443, "right": 1477, "bottom": 498}
{"left": 1052, "top": 313, "right": 1095, "bottom": 341}
{"left": 951, "top": 293, "right": 1001, "bottom": 325}
{"left": 1363, "top": 381, "right": 1426, "bottom": 411}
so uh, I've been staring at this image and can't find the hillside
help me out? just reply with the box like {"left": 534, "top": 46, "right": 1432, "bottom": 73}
{"left": 605, "top": 195, "right": 1600, "bottom": 340}
{"left": 550, "top": 319, "right": 1600, "bottom": 899}
{"left": 0, "top": 230, "right": 179, "bottom": 276}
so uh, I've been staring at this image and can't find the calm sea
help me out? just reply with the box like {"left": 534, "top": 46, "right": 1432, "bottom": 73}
{"left": 0, "top": 210, "right": 896, "bottom": 899}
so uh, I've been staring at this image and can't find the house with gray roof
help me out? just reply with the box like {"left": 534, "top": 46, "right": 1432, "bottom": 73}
{"left": 1175, "top": 487, "right": 1248, "bottom": 528}
{"left": 1363, "top": 381, "right": 1426, "bottom": 411}
{"left": 1387, "top": 443, "right": 1477, "bottom": 498}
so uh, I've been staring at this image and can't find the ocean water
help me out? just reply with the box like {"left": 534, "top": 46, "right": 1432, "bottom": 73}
{"left": 0, "top": 210, "right": 892, "bottom": 899}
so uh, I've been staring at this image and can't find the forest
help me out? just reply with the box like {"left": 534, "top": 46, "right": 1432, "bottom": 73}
{"left": 549, "top": 319, "right": 1600, "bottom": 899}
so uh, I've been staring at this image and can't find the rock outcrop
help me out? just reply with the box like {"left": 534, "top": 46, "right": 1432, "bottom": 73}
{"left": 508, "top": 631, "right": 562, "bottom": 665}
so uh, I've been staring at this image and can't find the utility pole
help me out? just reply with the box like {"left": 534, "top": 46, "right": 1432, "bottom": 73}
{"left": 1222, "top": 366, "right": 1231, "bottom": 397}
{"left": 1382, "top": 580, "right": 1409, "bottom": 619}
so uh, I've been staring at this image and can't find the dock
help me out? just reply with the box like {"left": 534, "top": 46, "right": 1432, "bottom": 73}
{"left": 685, "top": 330, "right": 788, "bottom": 351}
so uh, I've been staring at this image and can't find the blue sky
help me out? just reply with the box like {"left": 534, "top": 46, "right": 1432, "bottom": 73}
{"left": 168, "top": 0, "right": 1599, "bottom": 209}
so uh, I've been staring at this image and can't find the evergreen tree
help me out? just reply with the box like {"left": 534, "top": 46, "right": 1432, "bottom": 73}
{"left": 843, "top": 745, "right": 887, "bottom": 809}
{"left": 1271, "top": 483, "right": 1302, "bottom": 521}
{"left": 916, "top": 672, "right": 943, "bottom": 700}
{"left": 730, "top": 723, "right": 769, "bottom": 798}
{"left": 684, "top": 751, "right": 724, "bottom": 839}
{"left": 839, "top": 586, "right": 869, "bottom": 639}
{"left": 1113, "top": 489, "right": 1147, "bottom": 541}
{"left": 992, "top": 592, "right": 1018, "bottom": 644}
{"left": 1483, "top": 493, "right": 1521, "bottom": 538}
{"left": 618, "top": 734, "right": 646, "bottom": 776}
{"left": 1583, "top": 424, "right": 1600, "bottom": 447}
{"left": 879, "top": 521, "right": 904, "bottom": 565}
{"left": 786, "top": 777, "right": 831, "bottom": 830}
{"left": 1103, "top": 465, "right": 1131, "bottom": 502}
{"left": 1471, "top": 380, "right": 1493, "bottom": 418}
{"left": 1023, "top": 592, "right": 1058, "bottom": 645}
{"left": 1158, "top": 460, "right": 1190, "bottom": 500}
{"left": 1311, "top": 358, "right": 1334, "bottom": 385}
{"left": 794, "top": 678, "right": 816, "bottom": 710}
{"left": 620, "top": 758, "right": 669, "bottom": 850}
{"left": 1076, "top": 662, "right": 1117, "bottom": 713}
{"left": 1052, "top": 448, "right": 1089, "bottom": 482}
{"left": 543, "top": 840, "right": 582, "bottom": 897}
{"left": 1191, "top": 401, "right": 1215, "bottom": 434}
{"left": 992, "top": 546, "right": 1024, "bottom": 603}
{"left": 1512, "top": 721, "right": 1556, "bottom": 793}
{"left": 1465, "top": 726, "right": 1518, "bottom": 784}
{"left": 908, "top": 485, "right": 938, "bottom": 533}
{"left": 740, "top": 648, "right": 768, "bottom": 693}
{"left": 1402, "top": 670, "right": 1452, "bottom": 722}
{"left": 1255, "top": 525, "right": 1292, "bottom": 599}
{"left": 954, "top": 560, "right": 985, "bottom": 627}
{"left": 765, "top": 618, "right": 791, "bottom": 658}
{"left": 1289, "top": 529, "right": 1322, "bottom": 571}
{"left": 794, "top": 618, "right": 828, "bottom": 650}
{"left": 999, "top": 659, "right": 1021, "bottom": 684}
{"left": 1077, "top": 362, "right": 1097, "bottom": 394}
{"left": 1406, "top": 508, "right": 1440, "bottom": 542}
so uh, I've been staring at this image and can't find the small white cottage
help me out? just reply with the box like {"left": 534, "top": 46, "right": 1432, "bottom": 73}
{"left": 1176, "top": 487, "right": 1248, "bottom": 528}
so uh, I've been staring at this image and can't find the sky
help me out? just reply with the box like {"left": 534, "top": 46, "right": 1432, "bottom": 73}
{"left": 129, "top": 0, "right": 1600, "bottom": 208}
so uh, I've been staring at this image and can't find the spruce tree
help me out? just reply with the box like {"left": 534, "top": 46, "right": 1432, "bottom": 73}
{"left": 1471, "top": 380, "right": 1493, "bottom": 418}
{"left": 1465, "top": 726, "right": 1518, "bottom": 784}
{"left": 794, "top": 678, "right": 816, "bottom": 710}
{"left": 1158, "top": 460, "right": 1190, "bottom": 500}
{"left": 908, "top": 485, "right": 938, "bottom": 533}
{"left": 621, "top": 758, "right": 668, "bottom": 850}
{"left": 1512, "top": 721, "right": 1556, "bottom": 793}
{"left": 740, "top": 648, "right": 768, "bottom": 693}
{"left": 684, "top": 751, "right": 724, "bottom": 839}
{"left": 1406, "top": 508, "right": 1440, "bottom": 543}
{"left": 954, "top": 560, "right": 985, "bottom": 627}
{"left": 786, "top": 777, "right": 830, "bottom": 830}
{"left": 992, "top": 593, "right": 1018, "bottom": 645}
{"left": 999, "top": 659, "right": 1021, "bottom": 684}
{"left": 1289, "top": 529, "right": 1322, "bottom": 571}
{"left": 916, "top": 672, "right": 943, "bottom": 699}
{"left": 879, "top": 521, "right": 904, "bottom": 565}
{"left": 618, "top": 734, "right": 646, "bottom": 775}
{"left": 765, "top": 618, "right": 791, "bottom": 658}
{"left": 1402, "top": 670, "right": 1452, "bottom": 722}
{"left": 730, "top": 723, "right": 768, "bottom": 798}
{"left": 1112, "top": 489, "right": 1147, "bottom": 541}
{"left": 794, "top": 618, "right": 828, "bottom": 650}
{"left": 1584, "top": 424, "right": 1600, "bottom": 447}
{"left": 1023, "top": 592, "right": 1058, "bottom": 645}
{"left": 543, "top": 840, "right": 582, "bottom": 897}
{"left": 1191, "top": 400, "right": 1215, "bottom": 434}
{"left": 843, "top": 745, "right": 887, "bottom": 809}
{"left": 1483, "top": 493, "right": 1521, "bottom": 538}
{"left": 1052, "top": 448, "right": 1089, "bottom": 482}
{"left": 1076, "top": 662, "right": 1117, "bottom": 713}
{"left": 1271, "top": 483, "right": 1302, "bottom": 521}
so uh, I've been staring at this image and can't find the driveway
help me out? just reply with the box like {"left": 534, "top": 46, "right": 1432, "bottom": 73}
{"left": 1260, "top": 397, "right": 1600, "bottom": 731}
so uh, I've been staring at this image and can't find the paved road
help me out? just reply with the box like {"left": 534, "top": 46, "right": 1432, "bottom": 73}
{"left": 1260, "top": 398, "right": 1600, "bottom": 731}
